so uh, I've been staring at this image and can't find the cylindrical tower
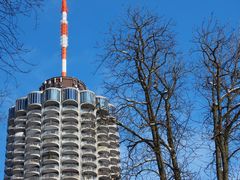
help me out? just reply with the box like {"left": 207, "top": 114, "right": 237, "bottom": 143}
{"left": 4, "top": 77, "right": 121, "bottom": 180}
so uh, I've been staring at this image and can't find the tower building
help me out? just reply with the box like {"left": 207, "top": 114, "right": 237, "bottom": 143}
{"left": 4, "top": 1, "right": 121, "bottom": 180}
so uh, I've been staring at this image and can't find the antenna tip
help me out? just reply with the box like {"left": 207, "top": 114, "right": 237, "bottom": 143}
{"left": 62, "top": 0, "right": 68, "bottom": 12}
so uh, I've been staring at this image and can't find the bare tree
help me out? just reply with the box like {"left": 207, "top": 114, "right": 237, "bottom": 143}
{"left": 193, "top": 18, "right": 240, "bottom": 180}
{"left": 99, "top": 9, "right": 195, "bottom": 179}
{"left": 0, "top": 0, "right": 44, "bottom": 111}
{"left": 0, "top": 0, "right": 43, "bottom": 78}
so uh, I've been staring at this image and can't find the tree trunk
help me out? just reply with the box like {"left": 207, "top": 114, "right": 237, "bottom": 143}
{"left": 165, "top": 100, "right": 181, "bottom": 180}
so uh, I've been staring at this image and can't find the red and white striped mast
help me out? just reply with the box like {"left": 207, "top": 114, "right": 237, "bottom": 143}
{"left": 61, "top": 0, "right": 68, "bottom": 77}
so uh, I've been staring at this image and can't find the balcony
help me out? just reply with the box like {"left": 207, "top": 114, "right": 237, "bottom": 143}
{"left": 42, "top": 122, "right": 59, "bottom": 131}
{"left": 99, "top": 175, "right": 111, "bottom": 180}
{"left": 82, "top": 156, "right": 96, "bottom": 167}
{"left": 14, "top": 124, "right": 25, "bottom": 132}
{"left": 12, "top": 174, "right": 24, "bottom": 180}
{"left": 98, "top": 166, "right": 111, "bottom": 176}
{"left": 62, "top": 88, "right": 79, "bottom": 106}
{"left": 13, "top": 149, "right": 24, "bottom": 156}
{"left": 98, "top": 156, "right": 110, "bottom": 165}
{"left": 80, "top": 90, "right": 96, "bottom": 109}
{"left": 97, "top": 132, "right": 108, "bottom": 138}
{"left": 24, "top": 159, "right": 39, "bottom": 167}
{"left": 41, "top": 173, "right": 59, "bottom": 180}
{"left": 62, "top": 114, "right": 78, "bottom": 123}
{"left": 42, "top": 115, "right": 60, "bottom": 124}
{"left": 41, "top": 164, "right": 59, "bottom": 174}
{"left": 24, "top": 168, "right": 40, "bottom": 177}
{"left": 62, "top": 131, "right": 79, "bottom": 139}
{"left": 26, "top": 136, "right": 41, "bottom": 143}
{"left": 97, "top": 146, "right": 109, "bottom": 154}
{"left": 62, "top": 145, "right": 79, "bottom": 153}
{"left": 28, "top": 91, "right": 42, "bottom": 108}
{"left": 16, "top": 97, "right": 28, "bottom": 115}
{"left": 42, "top": 147, "right": 59, "bottom": 155}
{"left": 110, "top": 165, "right": 121, "bottom": 173}
{"left": 109, "top": 142, "right": 119, "bottom": 149}
{"left": 62, "top": 172, "right": 79, "bottom": 180}
{"left": 42, "top": 138, "right": 59, "bottom": 147}
{"left": 26, "top": 119, "right": 41, "bottom": 127}
{"left": 25, "top": 150, "right": 40, "bottom": 159}
{"left": 81, "top": 122, "right": 95, "bottom": 130}
{"left": 62, "top": 163, "right": 79, "bottom": 171}
{"left": 12, "top": 165, "right": 24, "bottom": 174}
{"left": 82, "top": 132, "right": 95, "bottom": 141}
{"left": 43, "top": 106, "right": 60, "bottom": 115}
{"left": 96, "top": 96, "right": 109, "bottom": 115}
{"left": 42, "top": 155, "right": 59, "bottom": 164}
{"left": 110, "top": 157, "right": 120, "bottom": 165}
{"left": 62, "top": 106, "right": 79, "bottom": 114}
{"left": 62, "top": 122, "right": 79, "bottom": 131}
{"left": 26, "top": 126, "right": 41, "bottom": 135}
{"left": 82, "top": 165, "right": 97, "bottom": 176}
{"left": 81, "top": 118, "right": 95, "bottom": 127}
{"left": 25, "top": 143, "right": 40, "bottom": 150}
{"left": 82, "top": 147, "right": 96, "bottom": 156}
{"left": 27, "top": 110, "right": 41, "bottom": 118}
{"left": 110, "top": 149, "right": 120, "bottom": 156}
{"left": 13, "top": 141, "right": 25, "bottom": 148}
{"left": 62, "top": 155, "right": 79, "bottom": 164}
{"left": 13, "top": 157, "right": 24, "bottom": 164}
{"left": 14, "top": 116, "right": 26, "bottom": 124}
{"left": 41, "top": 130, "right": 59, "bottom": 139}
{"left": 43, "top": 88, "right": 61, "bottom": 106}
{"left": 109, "top": 133, "right": 120, "bottom": 141}
{"left": 97, "top": 142, "right": 109, "bottom": 148}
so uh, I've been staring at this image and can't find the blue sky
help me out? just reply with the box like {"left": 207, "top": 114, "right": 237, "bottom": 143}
{"left": 0, "top": 0, "right": 240, "bottom": 178}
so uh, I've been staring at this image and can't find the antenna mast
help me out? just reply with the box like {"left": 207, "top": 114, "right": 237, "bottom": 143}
{"left": 61, "top": 0, "right": 68, "bottom": 77}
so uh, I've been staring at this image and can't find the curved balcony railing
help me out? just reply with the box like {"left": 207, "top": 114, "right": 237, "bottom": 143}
{"left": 62, "top": 172, "right": 79, "bottom": 180}
{"left": 43, "top": 106, "right": 60, "bottom": 114}
{"left": 25, "top": 143, "right": 40, "bottom": 150}
{"left": 98, "top": 167, "right": 111, "bottom": 175}
{"left": 41, "top": 164, "right": 59, "bottom": 172}
{"left": 110, "top": 165, "right": 121, "bottom": 174}
{"left": 28, "top": 91, "right": 42, "bottom": 109}
{"left": 42, "top": 155, "right": 59, "bottom": 163}
{"left": 14, "top": 116, "right": 26, "bottom": 124}
{"left": 24, "top": 167, "right": 40, "bottom": 176}
{"left": 24, "top": 159, "right": 39, "bottom": 167}
{"left": 82, "top": 165, "right": 97, "bottom": 176}
{"left": 96, "top": 96, "right": 109, "bottom": 114}
{"left": 43, "top": 88, "right": 61, "bottom": 105}
{"left": 41, "top": 131, "right": 59, "bottom": 140}
{"left": 16, "top": 97, "right": 28, "bottom": 114}
{"left": 42, "top": 123, "right": 59, "bottom": 131}
{"left": 62, "top": 114, "right": 78, "bottom": 123}
{"left": 62, "top": 155, "right": 79, "bottom": 163}
{"left": 62, "top": 163, "right": 79, "bottom": 171}
{"left": 62, "top": 105, "right": 79, "bottom": 114}
{"left": 80, "top": 90, "right": 96, "bottom": 109}
{"left": 82, "top": 147, "right": 96, "bottom": 154}
{"left": 62, "top": 131, "right": 79, "bottom": 139}
{"left": 62, "top": 88, "right": 79, "bottom": 105}
{"left": 62, "top": 146, "right": 78, "bottom": 155}
{"left": 42, "top": 147, "right": 59, "bottom": 155}
{"left": 41, "top": 173, "right": 59, "bottom": 179}
{"left": 42, "top": 139, "right": 59, "bottom": 148}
